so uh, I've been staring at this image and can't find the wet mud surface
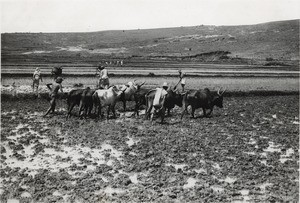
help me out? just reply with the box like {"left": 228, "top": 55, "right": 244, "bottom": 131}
{"left": 1, "top": 96, "right": 299, "bottom": 202}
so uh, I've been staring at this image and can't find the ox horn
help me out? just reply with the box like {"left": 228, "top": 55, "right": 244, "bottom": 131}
{"left": 221, "top": 87, "right": 226, "bottom": 95}
{"left": 218, "top": 87, "right": 226, "bottom": 96}
{"left": 138, "top": 81, "right": 146, "bottom": 87}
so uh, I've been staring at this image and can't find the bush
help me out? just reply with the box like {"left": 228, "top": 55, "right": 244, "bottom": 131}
{"left": 148, "top": 72, "right": 155, "bottom": 77}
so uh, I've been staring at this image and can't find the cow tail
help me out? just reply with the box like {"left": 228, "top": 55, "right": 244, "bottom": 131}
{"left": 92, "top": 92, "right": 98, "bottom": 115}
{"left": 66, "top": 92, "right": 71, "bottom": 109}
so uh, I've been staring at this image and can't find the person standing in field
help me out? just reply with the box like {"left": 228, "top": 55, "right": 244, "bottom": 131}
{"left": 44, "top": 77, "right": 64, "bottom": 117}
{"left": 96, "top": 64, "right": 109, "bottom": 89}
{"left": 178, "top": 69, "right": 186, "bottom": 91}
{"left": 32, "top": 68, "right": 43, "bottom": 96}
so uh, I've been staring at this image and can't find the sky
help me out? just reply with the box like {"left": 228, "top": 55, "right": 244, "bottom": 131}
{"left": 1, "top": 0, "right": 300, "bottom": 33}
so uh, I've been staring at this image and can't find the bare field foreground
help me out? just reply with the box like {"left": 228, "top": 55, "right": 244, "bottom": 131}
{"left": 1, "top": 93, "right": 299, "bottom": 202}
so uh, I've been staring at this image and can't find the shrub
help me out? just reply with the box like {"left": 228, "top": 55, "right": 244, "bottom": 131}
{"left": 148, "top": 72, "right": 155, "bottom": 77}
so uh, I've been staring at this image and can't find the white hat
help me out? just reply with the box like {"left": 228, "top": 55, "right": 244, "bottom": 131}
{"left": 162, "top": 82, "right": 168, "bottom": 87}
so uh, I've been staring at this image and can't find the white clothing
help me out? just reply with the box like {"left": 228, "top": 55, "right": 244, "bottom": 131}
{"left": 100, "top": 69, "right": 108, "bottom": 79}
{"left": 153, "top": 88, "right": 168, "bottom": 107}
{"left": 181, "top": 78, "right": 186, "bottom": 85}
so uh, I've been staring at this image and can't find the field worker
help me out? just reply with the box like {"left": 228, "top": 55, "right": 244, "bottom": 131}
{"left": 178, "top": 69, "right": 186, "bottom": 91}
{"left": 153, "top": 82, "right": 169, "bottom": 108}
{"left": 32, "top": 68, "right": 43, "bottom": 96}
{"left": 44, "top": 77, "right": 64, "bottom": 117}
{"left": 96, "top": 64, "right": 109, "bottom": 89}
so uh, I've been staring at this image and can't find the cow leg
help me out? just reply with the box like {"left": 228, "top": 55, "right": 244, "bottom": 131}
{"left": 123, "top": 100, "right": 126, "bottom": 112}
{"left": 145, "top": 100, "right": 150, "bottom": 119}
{"left": 207, "top": 107, "right": 214, "bottom": 116}
{"left": 106, "top": 105, "right": 111, "bottom": 120}
{"left": 150, "top": 109, "right": 155, "bottom": 121}
{"left": 78, "top": 101, "right": 84, "bottom": 118}
{"left": 146, "top": 105, "right": 153, "bottom": 120}
{"left": 135, "top": 102, "right": 139, "bottom": 117}
{"left": 112, "top": 105, "right": 117, "bottom": 119}
{"left": 66, "top": 102, "right": 75, "bottom": 119}
{"left": 191, "top": 106, "right": 196, "bottom": 118}
{"left": 97, "top": 104, "right": 102, "bottom": 118}
{"left": 70, "top": 103, "right": 77, "bottom": 117}
{"left": 202, "top": 108, "right": 207, "bottom": 117}
{"left": 83, "top": 104, "right": 88, "bottom": 119}
{"left": 86, "top": 105, "right": 91, "bottom": 118}
{"left": 160, "top": 107, "right": 166, "bottom": 124}
{"left": 180, "top": 105, "right": 188, "bottom": 120}
{"left": 167, "top": 108, "right": 171, "bottom": 117}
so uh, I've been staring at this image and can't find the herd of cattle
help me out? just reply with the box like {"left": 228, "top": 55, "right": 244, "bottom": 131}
{"left": 51, "top": 66, "right": 225, "bottom": 123}
{"left": 66, "top": 79, "right": 226, "bottom": 123}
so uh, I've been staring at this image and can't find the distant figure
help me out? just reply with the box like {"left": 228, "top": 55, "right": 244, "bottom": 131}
{"left": 120, "top": 60, "right": 123, "bottom": 66}
{"left": 96, "top": 65, "right": 109, "bottom": 89}
{"left": 44, "top": 77, "right": 64, "bottom": 117}
{"left": 32, "top": 68, "right": 43, "bottom": 97}
{"left": 178, "top": 69, "right": 186, "bottom": 91}
{"left": 12, "top": 82, "right": 17, "bottom": 97}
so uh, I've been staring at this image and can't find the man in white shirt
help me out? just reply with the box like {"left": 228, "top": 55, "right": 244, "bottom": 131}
{"left": 97, "top": 65, "right": 109, "bottom": 89}
{"left": 178, "top": 69, "right": 186, "bottom": 91}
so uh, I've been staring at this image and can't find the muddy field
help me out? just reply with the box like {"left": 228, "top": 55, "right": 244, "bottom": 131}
{"left": 0, "top": 93, "right": 299, "bottom": 202}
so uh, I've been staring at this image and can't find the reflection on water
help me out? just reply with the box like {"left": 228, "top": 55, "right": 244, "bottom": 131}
{"left": 210, "top": 186, "right": 224, "bottom": 193}
{"left": 166, "top": 163, "right": 187, "bottom": 170}
{"left": 183, "top": 177, "right": 197, "bottom": 189}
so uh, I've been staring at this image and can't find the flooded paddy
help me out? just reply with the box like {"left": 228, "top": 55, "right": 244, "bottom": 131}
{"left": 0, "top": 95, "right": 299, "bottom": 202}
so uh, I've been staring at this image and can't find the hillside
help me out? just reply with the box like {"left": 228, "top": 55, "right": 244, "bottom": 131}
{"left": 1, "top": 19, "right": 299, "bottom": 65}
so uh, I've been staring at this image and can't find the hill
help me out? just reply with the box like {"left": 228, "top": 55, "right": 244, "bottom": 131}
{"left": 1, "top": 19, "right": 299, "bottom": 65}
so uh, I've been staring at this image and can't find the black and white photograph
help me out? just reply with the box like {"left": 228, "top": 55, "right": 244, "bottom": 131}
{"left": 0, "top": 0, "right": 299, "bottom": 202}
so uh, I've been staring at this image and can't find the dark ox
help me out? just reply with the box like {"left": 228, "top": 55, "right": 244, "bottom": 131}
{"left": 133, "top": 88, "right": 152, "bottom": 116}
{"left": 51, "top": 67, "right": 63, "bottom": 80}
{"left": 145, "top": 87, "right": 183, "bottom": 123}
{"left": 67, "top": 87, "right": 95, "bottom": 119}
{"left": 181, "top": 88, "right": 225, "bottom": 119}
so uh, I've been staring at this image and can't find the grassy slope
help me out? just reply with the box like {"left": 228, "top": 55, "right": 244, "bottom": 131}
{"left": 1, "top": 19, "right": 299, "bottom": 64}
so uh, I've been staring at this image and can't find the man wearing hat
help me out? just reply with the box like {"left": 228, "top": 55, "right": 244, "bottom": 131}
{"left": 153, "top": 82, "right": 169, "bottom": 108}
{"left": 96, "top": 64, "right": 109, "bottom": 89}
{"left": 44, "top": 77, "right": 64, "bottom": 117}
{"left": 162, "top": 82, "right": 168, "bottom": 91}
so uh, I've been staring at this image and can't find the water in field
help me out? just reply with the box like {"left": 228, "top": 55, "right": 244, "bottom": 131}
{"left": 1, "top": 76, "right": 299, "bottom": 93}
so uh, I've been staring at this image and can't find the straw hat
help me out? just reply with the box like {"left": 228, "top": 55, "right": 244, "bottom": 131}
{"left": 162, "top": 82, "right": 168, "bottom": 87}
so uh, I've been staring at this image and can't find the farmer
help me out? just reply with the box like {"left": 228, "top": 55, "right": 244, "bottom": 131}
{"left": 32, "top": 68, "right": 43, "bottom": 96}
{"left": 96, "top": 64, "right": 109, "bottom": 89}
{"left": 178, "top": 69, "right": 186, "bottom": 91}
{"left": 44, "top": 77, "right": 64, "bottom": 117}
{"left": 153, "top": 82, "right": 169, "bottom": 109}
